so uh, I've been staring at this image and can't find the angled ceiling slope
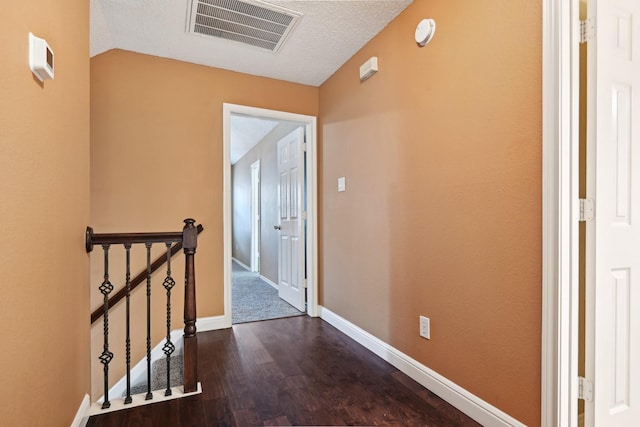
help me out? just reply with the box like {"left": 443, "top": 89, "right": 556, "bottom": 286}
{"left": 230, "top": 115, "right": 280, "bottom": 164}
{"left": 91, "top": 0, "right": 414, "bottom": 86}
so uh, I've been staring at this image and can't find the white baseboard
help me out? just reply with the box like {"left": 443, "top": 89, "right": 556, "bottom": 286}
{"left": 259, "top": 275, "right": 278, "bottom": 290}
{"left": 197, "top": 315, "right": 230, "bottom": 331}
{"left": 231, "top": 257, "right": 251, "bottom": 271}
{"left": 71, "top": 394, "right": 90, "bottom": 427}
{"left": 88, "top": 383, "right": 202, "bottom": 417}
{"left": 318, "top": 306, "right": 526, "bottom": 427}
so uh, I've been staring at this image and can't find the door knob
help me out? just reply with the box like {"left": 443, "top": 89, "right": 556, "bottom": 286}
{"left": 273, "top": 225, "right": 281, "bottom": 230}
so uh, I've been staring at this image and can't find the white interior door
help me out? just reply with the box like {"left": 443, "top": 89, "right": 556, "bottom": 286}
{"left": 276, "top": 127, "right": 306, "bottom": 312}
{"left": 586, "top": 0, "right": 640, "bottom": 425}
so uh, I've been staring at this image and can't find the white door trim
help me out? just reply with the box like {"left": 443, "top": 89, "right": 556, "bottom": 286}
{"left": 542, "top": 0, "right": 581, "bottom": 425}
{"left": 223, "top": 103, "right": 318, "bottom": 327}
{"left": 250, "top": 159, "right": 260, "bottom": 272}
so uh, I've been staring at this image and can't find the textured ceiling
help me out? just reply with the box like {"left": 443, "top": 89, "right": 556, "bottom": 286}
{"left": 230, "top": 116, "right": 279, "bottom": 164}
{"left": 91, "top": 0, "right": 414, "bottom": 87}
{"left": 231, "top": 117, "right": 305, "bottom": 164}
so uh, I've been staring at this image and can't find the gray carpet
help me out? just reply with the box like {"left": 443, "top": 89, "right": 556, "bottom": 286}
{"left": 232, "top": 261, "right": 305, "bottom": 324}
{"left": 128, "top": 355, "right": 183, "bottom": 396}
{"left": 232, "top": 260, "right": 248, "bottom": 273}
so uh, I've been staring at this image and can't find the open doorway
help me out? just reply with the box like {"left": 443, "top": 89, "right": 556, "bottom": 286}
{"left": 223, "top": 104, "right": 318, "bottom": 326}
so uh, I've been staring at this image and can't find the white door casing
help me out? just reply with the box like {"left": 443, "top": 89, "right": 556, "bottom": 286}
{"left": 251, "top": 160, "right": 260, "bottom": 272}
{"left": 541, "top": 0, "right": 581, "bottom": 425}
{"left": 276, "top": 128, "right": 306, "bottom": 312}
{"left": 223, "top": 104, "right": 318, "bottom": 327}
{"left": 586, "top": 0, "right": 640, "bottom": 425}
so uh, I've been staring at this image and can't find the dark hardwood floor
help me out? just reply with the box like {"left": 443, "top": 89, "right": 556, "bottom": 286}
{"left": 87, "top": 316, "right": 481, "bottom": 426}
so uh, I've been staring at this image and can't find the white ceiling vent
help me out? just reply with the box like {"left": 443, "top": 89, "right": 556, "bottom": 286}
{"left": 187, "top": 0, "right": 302, "bottom": 52}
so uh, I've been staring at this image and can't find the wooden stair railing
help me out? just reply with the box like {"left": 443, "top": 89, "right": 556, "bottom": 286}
{"left": 86, "top": 219, "right": 200, "bottom": 409}
{"left": 89, "top": 224, "right": 204, "bottom": 324}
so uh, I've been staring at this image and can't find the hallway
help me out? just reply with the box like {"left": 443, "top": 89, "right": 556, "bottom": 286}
{"left": 232, "top": 261, "right": 304, "bottom": 324}
{"left": 87, "top": 316, "right": 480, "bottom": 426}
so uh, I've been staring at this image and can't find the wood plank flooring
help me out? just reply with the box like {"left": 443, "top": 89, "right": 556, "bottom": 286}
{"left": 87, "top": 316, "right": 481, "bottom": 426}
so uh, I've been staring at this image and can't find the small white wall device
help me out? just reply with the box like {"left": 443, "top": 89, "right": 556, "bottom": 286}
{"left": 359, "top": 57, "right": 378, "bottom": 82}
{"left": 29, "top": 33, "right": 54, "bottom": 82}
{"left": 415, "top": 19, "right": 436, "bottom": 47}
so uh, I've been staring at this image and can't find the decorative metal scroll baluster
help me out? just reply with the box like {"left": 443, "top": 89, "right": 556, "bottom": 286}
{"left": 145, "top": 243, "right": 153, "bottom": 401}
{"left": 124, "top": 243, "right": 132, "bottom": 404}
{"left": 99, "top": 244, "right": 114, "bottom": 409}
{"left": 162, "top": 242, "right": 176, "bottom": 396}
{"left": 85, "top": 219, "right": 201, "bottom": 407}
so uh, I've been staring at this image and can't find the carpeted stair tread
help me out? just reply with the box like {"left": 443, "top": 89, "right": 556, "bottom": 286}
{"left": 127, "top": 355, "right": 183, "bottom": 396}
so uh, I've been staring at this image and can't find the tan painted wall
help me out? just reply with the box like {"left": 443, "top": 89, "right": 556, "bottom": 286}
{"left": 90, "top": 49, "right": 318, "bottom": 398}
{"left": 319, "top": 1, "right": 541, "bottom": 425}
{"left": 0, "top": 0, "right": 90, "bottom": 425}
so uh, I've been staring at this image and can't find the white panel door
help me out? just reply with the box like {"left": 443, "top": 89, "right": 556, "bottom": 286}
{"left": 276, "top": 128, "right": 305, "bottom": 312}
{"left": 586, "top": 0, "right": 640, "bottom": 425}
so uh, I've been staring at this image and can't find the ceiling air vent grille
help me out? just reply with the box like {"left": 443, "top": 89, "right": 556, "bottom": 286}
{"left": 188, "top": 0, "right": 302, "bottom": 52}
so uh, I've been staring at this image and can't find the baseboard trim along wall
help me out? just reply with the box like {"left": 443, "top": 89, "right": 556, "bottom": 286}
{"left": 198, "top": 314, "right": 229, "bottom": 331}
{"left": 231, "top": 257, "right": 251, "bottom": 271}
{"left": 72, "top": 394, "right": 90, "bottom": 427}
{"left": 260, "top": 275, "right": 278, "bottom": 290}
{"left": 318, "top": 306, "right": 526, "bottom": 427}
{"left": 88, "top": 384, "right": 202, "bottom": 417}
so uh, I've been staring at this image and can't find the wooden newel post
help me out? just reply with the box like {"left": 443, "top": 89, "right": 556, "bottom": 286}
{"left": 182, "top": 218, "right": 198, "bottom": 393}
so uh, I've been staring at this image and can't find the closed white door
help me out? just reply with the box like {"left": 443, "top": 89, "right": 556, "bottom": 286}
{"left": 276, "top": 128, "right": 306, "bottom": 311}
{"left": 586, "top": 0, "right": 640, "bottom": 425}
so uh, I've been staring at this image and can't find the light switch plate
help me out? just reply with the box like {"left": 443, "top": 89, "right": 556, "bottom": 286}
{"left": 338, "top": 177, "right": 346, "bottom": 192}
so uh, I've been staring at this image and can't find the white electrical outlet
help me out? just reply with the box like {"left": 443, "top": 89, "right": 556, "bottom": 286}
{"left": 419, "top": 316, "right": 430, "bottom": 339}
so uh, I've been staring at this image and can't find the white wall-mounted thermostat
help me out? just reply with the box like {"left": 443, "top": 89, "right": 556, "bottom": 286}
{"left": 29, "top": 33, "right": 54, "bottom": 82}
{"left": 415, "top": 19, "right": 436, "bottom": 47}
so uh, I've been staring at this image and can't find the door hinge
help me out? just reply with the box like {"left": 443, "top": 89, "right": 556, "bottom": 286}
{"left": 578, "top": 376, "right": 593, "bottom": 402}
{"left": 302, "top": 211, "right": 307, "bottom": 220}
{"left": 302, "top": 279, "right": 307, "bottom": 288}
{"left": 580, "top": 18, "right": 595, "bottom": 44}
{"left": 302, "top": 143, "right": 307, "bottom": 152}
{"left": 579, "top": 198, "right": 594, "bottom": 221}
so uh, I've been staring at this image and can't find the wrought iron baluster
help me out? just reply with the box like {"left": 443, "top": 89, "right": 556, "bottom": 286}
{"left": 124, "top": 243, "right": 132, "bottom": 404}
{"left": 145, "top": 243, "right": 153, "bottom": 400}
{"left": 99, "top": 244, "right": 114, "bottom": 409}
{"left": 162, "top": 242, "right": 176, "bottom": 396}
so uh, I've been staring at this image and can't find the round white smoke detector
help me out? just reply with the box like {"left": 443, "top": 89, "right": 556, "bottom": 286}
{"left": 415, "top": 19, "right": 436, "bottom": 47}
